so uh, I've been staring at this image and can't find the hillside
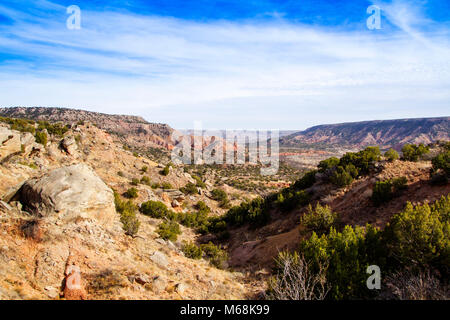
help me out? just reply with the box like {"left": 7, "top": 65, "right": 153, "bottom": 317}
{"left": 0, "top": 117, "right": 261, "bottom": 300}
{"left": 280, "top": 117, "right": 450, "bottom": 150}
{"left": 0, "top": 107, "right": 175, "bottom": 152}
{"left": 0, "top": 110, "right": 448, "bottom": 300}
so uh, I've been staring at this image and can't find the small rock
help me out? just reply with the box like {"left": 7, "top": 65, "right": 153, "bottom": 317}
{"left": 171, "top": 200, "right": 180, "bottom": 208}
{"left": 167, "top": 240, "right": 177, "bottom": 251}
{"left": 44, "top": 286, "right": 59, "bottom": 299}
{"left": 135, "top": 274, "right": 151, "bottom": 285}
{"left": 152, "top": 276, "right": 167, "bottom": 294}
{"left": 150, "top": 251, "right": 169, "bottom": 269}
{"left": 0, "top": 201, "right": 12, "bottom": 211}
{"left": 155, "top": 238, "right": 166, "bottom": 245}
{"left": 175, "top": 283, "right": 188, "bottom": 295}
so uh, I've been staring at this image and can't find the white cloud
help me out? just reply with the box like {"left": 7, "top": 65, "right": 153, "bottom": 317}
{"left": 0, "top": 1, "right": 449, "bottom": 129}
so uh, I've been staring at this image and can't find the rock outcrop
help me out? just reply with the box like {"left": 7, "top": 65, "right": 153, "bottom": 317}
{"left": 60, "top": 136, "right": 78, "bottom": 156}
{"left": 0, "top": 125, "right": 21, "bottom": 161}
{"left": 16, "top": 163, "right": 116, "bottom": 225}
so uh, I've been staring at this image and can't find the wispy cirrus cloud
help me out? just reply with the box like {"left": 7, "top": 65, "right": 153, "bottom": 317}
{"left": 0, "top": 0, "right": 449, "bottom": 129}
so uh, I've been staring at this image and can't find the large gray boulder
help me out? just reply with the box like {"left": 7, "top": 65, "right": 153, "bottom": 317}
{"left": 17, "top": 163, "right": 116, "bottom": 225}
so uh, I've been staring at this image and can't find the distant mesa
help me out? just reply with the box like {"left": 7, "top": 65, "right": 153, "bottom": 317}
{"left": 280, "top": 117, "right": 450, "bottom": 150}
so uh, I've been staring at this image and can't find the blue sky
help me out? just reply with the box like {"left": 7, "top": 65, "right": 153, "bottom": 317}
{"left": 0, "top": 0, "right": 449, "bottom": 129}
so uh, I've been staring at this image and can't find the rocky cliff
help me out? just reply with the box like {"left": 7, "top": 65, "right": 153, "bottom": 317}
{"left": 280, "top": 117, "right": 450, "bottom": 150}
{"left": 0, "top": 107, "right": 175, "bottom": 151}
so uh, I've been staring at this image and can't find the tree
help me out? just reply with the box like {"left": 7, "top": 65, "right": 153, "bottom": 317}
{"left": 432, "top": 151, "right": 450, "bottom": 177}
{"left": 384, "top": 148, "right": 399, "bottom": 161}
{"left": 401, "top": 144, "right": 429, "bottom": 162}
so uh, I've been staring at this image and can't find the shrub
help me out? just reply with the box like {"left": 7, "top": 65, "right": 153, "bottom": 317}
{"left": 401, "top": 144, "right": 430, "bottom": 162}
{"left": 317, "top": 147, "right": 380, "bottom": 187}
{"left": 161, "top": 165, "right": 170, "bottom": 176}
{"left": 161, "top": 182, "right": 173, "bottom": 189}
{"left": 383, "top": 197, "right": 450, "bottom": 275}
{"left": 178, "top": 211, "right": 208, "bottom": 229}
{"left": 225, "top": 197, "right": 270, "bottom": 227}
{"left": 211, "top": 188, "right": 227, "bottom": 202}
{"left": 392, "top": 176, "right": 408, "bottom": 191}
{"left": 0, "top": 117, "right": 35, "bottom": 134}
{"left": 384, "top": 148, "right": 399, "bottom": 161}
{"left": 339, "top": 146, "right": 380, "bottom": 175}
{"left": 37, "top": 121, "right": 68, "bottom": 137}
{"left": 276, "top": 189, "right": 310, "bottom": 212}
{"left": 372, "top": 177, "right": 407, "bottom": 206}
{"left": 431, "top": 150, "right": 450, "bottom": 179}
{"left": 265, "top": 251, "right": 329, "bottom": 300}
{"left": 329, "top": 165, "right": 356, "bottom": 187}
{"left": 211, "top": 188, "right": 230, "bottom": 208}
{"left": 140, "top": 176, "right": 151, "bottom": 185}
{"left": 382, "top": 270, "right": 448, "bottom": 300}
{"left": 192, "top": 175, "right": 206, "bottom": 188}
{"left": 180, "top": 182, "right": 198, "bottom": 195}
{"left": 300, "top": 224, "right": 383, "bottom": 300}
{"left": 300, "top": 204, "right": 338, "bottom": 235}
{"left": 200, "top": 242, "right": 228, "bottom": 269}
{"left": 195, "top": 201, "right": 211, "bottom": 214}
{"left": 117, "top": 171, "right": 124, "bottom": 177}
{"left": 372, "top": 180, "right": 394, "bottom": 205}
{"left": 294, "top": 195, "right": 450, "bottom": 300}
{"left": 141, "top": 166, "right": 148, "bottom": 173}
{"left": 124, "top": 187, "right": 138, "bottom": 199}
{"left": 119, "top": 207, "right": 141, "bottom": 236}
{"left": 35, "top": 131, "right": 48, "bottom": 146}
{"left": 291, "top": 170, "right": 317, "bottom": 191}
{"left": 156, "top": 220, "right": 181, "bottom": 241}
{"left": 130, "top": 178, "right": 140, "bottom": 186}
{"left": 151, "top": 183, "right": 160, "bottom": 189}
{"left": 182, "top": 242, "right": 203, "bottom": 259}
{"left": 318, "top": 158, "right": 340, "bottom": 173}
{"left": 140, "top": 200, "right": 169, "bottom": 218}
{"left": 113, "top": 191, "right": 140, "bottom": 236}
